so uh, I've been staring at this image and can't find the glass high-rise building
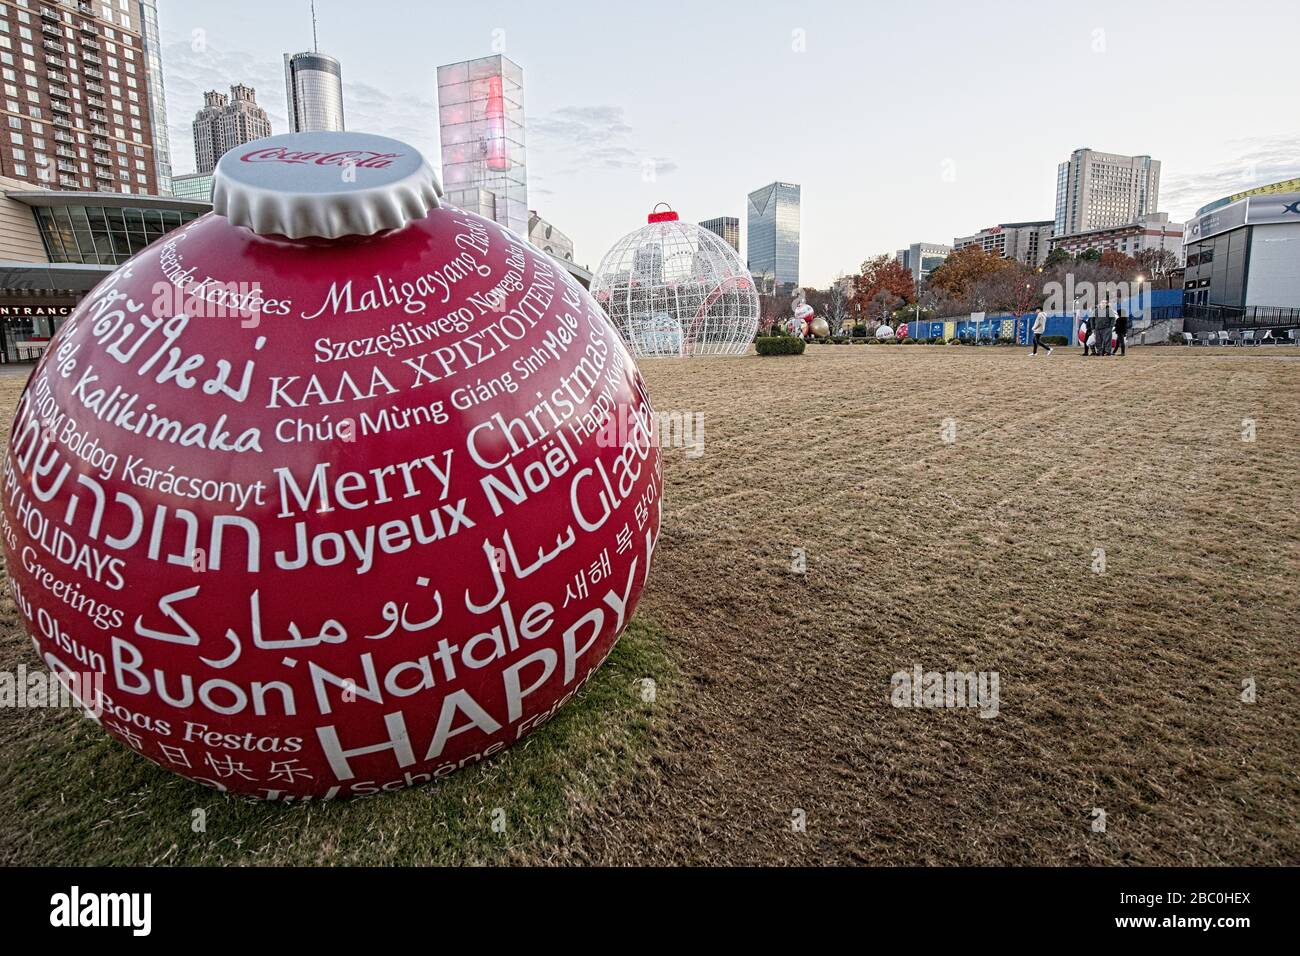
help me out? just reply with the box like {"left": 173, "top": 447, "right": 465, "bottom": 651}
{"left": 284, "top": 51, "right": 345, "bottom": 132}
{"left": 746, "top": 182, "right": 800, "bottom": 293}
{"left": 436, "top": 55, "right": 527, "bottom": 237}
{"left": 700, "top": 216, "right": 739, "bottom": 252}
{"left": 136, "top": 0, "right": 172, "bottom": 195}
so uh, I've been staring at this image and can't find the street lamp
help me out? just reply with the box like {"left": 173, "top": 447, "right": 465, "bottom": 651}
{"left": 1021, "top": 282, "right": 1031, "bottom": 345}
{"left": 914, "top": 275, "right": 921, "bottom": 334}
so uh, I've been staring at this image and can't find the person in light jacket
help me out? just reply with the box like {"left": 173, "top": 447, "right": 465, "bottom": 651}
{"left": 1030, "top": 309, "right": 1052, "bottom": 356}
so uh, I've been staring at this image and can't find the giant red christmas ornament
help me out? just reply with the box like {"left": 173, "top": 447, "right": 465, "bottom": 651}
{"left": 2, "top": 132, "right": 662, "bottom": 799}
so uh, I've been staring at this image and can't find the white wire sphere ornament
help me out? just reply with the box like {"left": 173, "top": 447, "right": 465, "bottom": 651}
{"left": 591, "top": 205, "right": 759, "bottom": 357}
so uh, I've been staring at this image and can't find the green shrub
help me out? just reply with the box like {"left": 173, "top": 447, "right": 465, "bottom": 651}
{"left": 1042, "top": 335, "right": 1068, "bottom": 346}
{"left": 755, "top": 336, "right": 806, "bottom": 356}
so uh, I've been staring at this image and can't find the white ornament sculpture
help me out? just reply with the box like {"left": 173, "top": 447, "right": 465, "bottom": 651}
{"left": 592, "top": 205, "right": 760, "bottom": 357}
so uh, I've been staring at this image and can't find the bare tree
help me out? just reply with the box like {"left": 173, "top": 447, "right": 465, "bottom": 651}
{"left": 868, "top": 290, "right": 902, "bottom": 325}
{"left": 829, "top": 279, "right": 851, "bottom": 333}
{"left": 1134, "top": 247, "right": 1180, "bottom": 281}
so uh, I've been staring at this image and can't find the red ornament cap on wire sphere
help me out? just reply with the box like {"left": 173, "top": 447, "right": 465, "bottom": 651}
{"left": 647, "top": 202, "right": 679, "bottom": 223}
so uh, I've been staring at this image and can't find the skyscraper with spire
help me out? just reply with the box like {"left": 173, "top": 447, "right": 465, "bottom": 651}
{"left": 284, "top": 2, "right": 344, "bottom": 132}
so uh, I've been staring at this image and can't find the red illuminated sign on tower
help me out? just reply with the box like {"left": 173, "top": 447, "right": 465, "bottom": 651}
{"left": 484, "top": 75, "right": 510, "bottom": 171}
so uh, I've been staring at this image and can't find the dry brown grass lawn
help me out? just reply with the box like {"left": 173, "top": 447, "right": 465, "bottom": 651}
{"left": 0, "top": 344, "right": 1297, "bottom": 865}
{"left": 571, "top": 344, "right": 1300, "bottom": 865}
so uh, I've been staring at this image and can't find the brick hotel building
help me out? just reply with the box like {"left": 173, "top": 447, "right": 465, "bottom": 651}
{"left": 0, "top": 0, "right": 167, "bottom": 195}
{"left": 0, "top": 1, "right": 200, "bottom": 364}
{"left": 1049, "top": 213, "right": 1185, "bottom": 263}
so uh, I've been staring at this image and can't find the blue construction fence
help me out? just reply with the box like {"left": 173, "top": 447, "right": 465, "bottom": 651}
{"left": 905, "top": 288, "right": 1183, "bottom": 344}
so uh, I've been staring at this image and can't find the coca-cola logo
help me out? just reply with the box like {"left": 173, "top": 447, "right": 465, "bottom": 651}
{"left": 239, "top": 147, "right": 403, "bottom": 170}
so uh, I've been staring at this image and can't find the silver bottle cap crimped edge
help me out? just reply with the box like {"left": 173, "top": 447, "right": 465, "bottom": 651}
{"left": 213, "top": 131, "right": 442, "bottom": 239}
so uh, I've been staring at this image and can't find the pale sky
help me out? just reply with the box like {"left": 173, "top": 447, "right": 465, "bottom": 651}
{"left": 160, "top": 0, "right": 1300, "bottom": 286}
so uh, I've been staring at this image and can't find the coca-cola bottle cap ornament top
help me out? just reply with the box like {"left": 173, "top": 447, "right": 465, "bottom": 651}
{"left": 3, "top": 132, "right": 662, "bottom": 799}
{"left": 213, "top": 132, "right": 443, "bottom": 239}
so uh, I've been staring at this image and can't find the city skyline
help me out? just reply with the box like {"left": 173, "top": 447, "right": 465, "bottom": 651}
{"left": 154, "top": 0, "right": 1300, "bottom": 285}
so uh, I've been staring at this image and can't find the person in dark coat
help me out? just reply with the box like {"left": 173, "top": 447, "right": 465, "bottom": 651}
{"left": 1096, "top": 300, "right": 1113, "bottom": 356}
{"left": 1114, "top": 307, "right": 1128, "bottom": 356}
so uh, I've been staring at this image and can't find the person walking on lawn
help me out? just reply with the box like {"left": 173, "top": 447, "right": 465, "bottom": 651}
{"left": 1114, "top": 307, "right": 1128, "bottom": 356}
{"left": 1030, "top": 308, "right": 1053, "bottom": 356}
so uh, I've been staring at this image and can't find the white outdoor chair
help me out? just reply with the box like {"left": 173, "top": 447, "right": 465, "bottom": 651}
{"left": 1240, "top": 330, "right": 1256, "bottom": 346}
{"left": 1181, "top": 332, "right": 1194, "bottom": 346}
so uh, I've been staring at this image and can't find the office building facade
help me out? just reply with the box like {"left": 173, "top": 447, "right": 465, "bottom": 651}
{"left": 1055, "top": 148, "right": 1160, "bottom": 236}
{"left": 0, "top": 0, "right": 166, "bottom": 194}
{"left": 284, "top": 51, "right": 344, "bottom": 132}
{"left": 700, "top": 215, "right": 739, "bottom": 252}
{"left": 436, "top": 54, "right": 527, "bottom": 236}
{"left": 170, "top": 170, "right": 213, "bottom": 201}
{"left": 747, "top": 181, "right": 800, "bottom": 293}
{"left": 954, "top": 221, "right": 1054, "bottom": 267}
{"left": 192, "top": 84, "right": 272, "bottom": 174}
{"left": 896, "top": 242, "right": 951, "bottom": 282}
